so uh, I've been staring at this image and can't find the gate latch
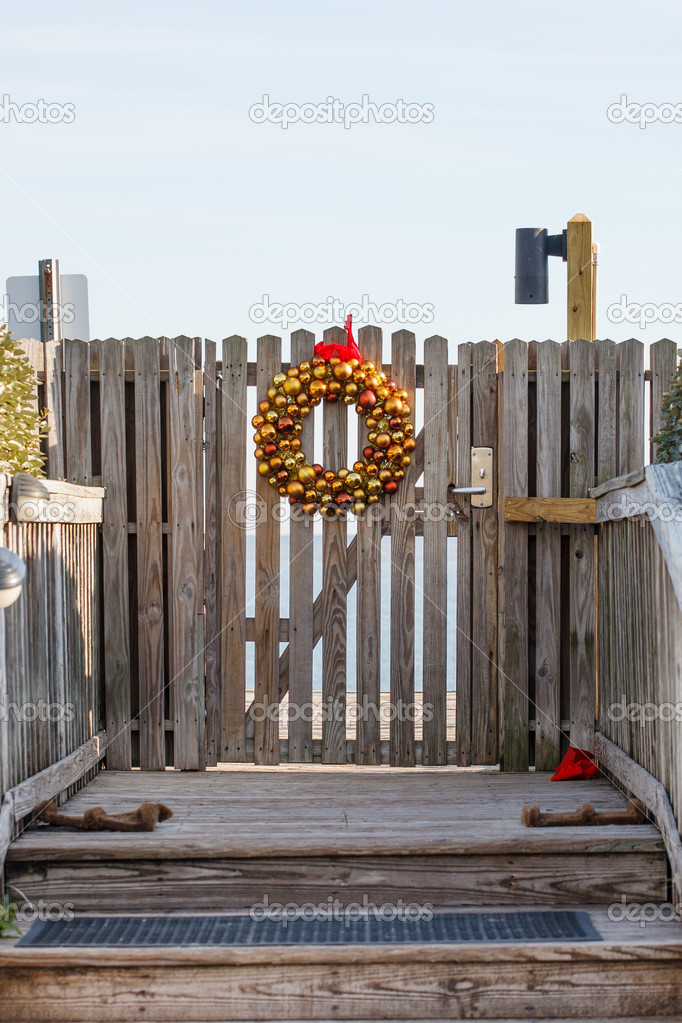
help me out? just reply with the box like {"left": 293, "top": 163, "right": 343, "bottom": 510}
{"left": 447, "top": 447, "right": 494, "bottom": 509}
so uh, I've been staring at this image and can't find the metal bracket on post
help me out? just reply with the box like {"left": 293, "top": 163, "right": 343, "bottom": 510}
{"left": 448, "top": 446, "right": 494, "bottom": 510}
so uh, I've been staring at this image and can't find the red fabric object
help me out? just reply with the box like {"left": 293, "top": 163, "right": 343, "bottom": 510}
{"left": 550, "top": 747, "right": 600, "bottom": 781}
{"left": 314, "top": 314, "right": 362, "bottom": 363}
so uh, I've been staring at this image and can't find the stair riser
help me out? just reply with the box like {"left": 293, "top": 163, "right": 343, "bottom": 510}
{"left": 1, "top": 959, "right": 682, "bottom": 1021}
{"left": 6, "top": 852, "right": 667, "bottom": 912}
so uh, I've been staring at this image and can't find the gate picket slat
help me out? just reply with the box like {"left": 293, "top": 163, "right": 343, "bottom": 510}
{"left": 471, "top": 341, "right": 499, "bottom": 765}
{"left": 422, "top": 335, "right": 448, "bottom": 766}
{"left": 221, "top": 336, "right": 248, "bottom": 762}
{"left": 355, "top": 326, "right": 383, "bottom": 765}
{"left": 501, "top": 339, "right": 529, "bottom": 772}
{"left": 534, "top": 340, "right": 561, "bottom": 770}
{"left": 595, "top": 339, "right": 617, "bottom": 486}
{"left": 455, "top": 343, "right": 472, "bottom": 765}
{"left": 389, "top": 329, "right": 416, "bottom": 767}
{"left": 617, "top": 338, "right": 645, "bottom": 474}
{"left": 650, "top": 339, "right": 679, "bottom": 462}
{"left": 131, "top": 338, "right": 165, "bottom": 770}
{"left": 288, "top": 329, "right": 316, "bottom": 763}
{"left": 169, "top": 337, "right": 202, "bottom": 770}
{"left": 43, "top": 339, "right": 65, "bottom": 481}
{"left": 99, "top": 338, "right": 131, "bottom": 770}
{"left": 321, "top": 326, "right": 348, "bottom": 764}
{"left": 203, "top": 340, "right": 220, "bottom": 766}
{"left": 568, "top": 338, "right": 596, "bottom": 752}
{"left": 254, "top": 335, "right": 281, "bottom": 765}
{"left": 64, "top": 339, "right": 92, "bottom": 485}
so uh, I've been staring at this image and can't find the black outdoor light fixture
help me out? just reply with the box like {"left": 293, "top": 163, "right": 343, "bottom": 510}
{"left": 514, "top": 228, "right": 568, "bottom": 304}
{"left": 0, "top": 548, "right": 26, "bottom": 609}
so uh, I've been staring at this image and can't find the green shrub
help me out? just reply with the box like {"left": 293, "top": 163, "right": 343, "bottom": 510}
{"left": 652, "top": 357, "right": 682, "bottom": 463}
{"left": 0, "top": 326, "right": 48, "bottom": 477}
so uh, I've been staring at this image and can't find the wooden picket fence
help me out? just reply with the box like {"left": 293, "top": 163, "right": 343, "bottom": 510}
{"left": 17, "top": 333, "right": 679, "bottom": 771}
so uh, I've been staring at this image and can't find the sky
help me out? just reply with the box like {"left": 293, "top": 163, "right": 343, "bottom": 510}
{"left": 2, "top": 0, "right": 682, "bottom": 361}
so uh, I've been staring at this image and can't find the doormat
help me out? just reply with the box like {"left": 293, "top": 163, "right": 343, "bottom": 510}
{"left": 19, "top": 910, "right": 601, "bottom": 947}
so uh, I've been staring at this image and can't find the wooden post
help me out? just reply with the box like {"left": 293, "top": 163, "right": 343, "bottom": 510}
{"left": 566, "top": 214, "right": 595, "bottom": 341}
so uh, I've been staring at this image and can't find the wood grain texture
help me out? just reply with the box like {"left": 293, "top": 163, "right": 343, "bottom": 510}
{"left": 131, "top": 339, "right": 165, "bottom": 770}
{"left": 287, "top": 329, "right": 316, "bottom": 763}
{"left": 649, "top": 338, "right": 679, "bottom": 462}
{"left": 471, "top": 342, "right": 499, "bottom": 765}
{"left": 389, "top": 330, "right": 416, "bottom": 766}
{"left": 355, "top": 326, "right": 383, "bottom": 765}
{"left": 568, "top": 338, "right": 596, "bottom": 752}
{"left": 567, "top": 213, "right": 594, "bottom": 341}
{"left": 501, "top": 340, "right": 528, "bottom": 771}
{"left": 504, "top": 497, "right": 596, "bottom": 523}
{"left": 43, "top": 340, "right": 64, "bottom": 480}
{"left": 168, "top": 337, "right": 202, "bottom": 770}
{"left": 595, "top": 339, "right": 617, "bottom": 487}
{"left": 321, "top": 327, "right": 348, "bottom": 764}
{"left": 98, "top": 340, "right": 131, "bottom": 770}
{"left": 254, "top": 336, "right": 281, "bottom": 765}
{"left": 220, "top": 336, "right": 248, "bottom": 762}
{"left": 203, "top": 340, "right": 220, "bottom": 767}
{"left": 422, "top": 336, "right": 449, "bottom": 766}
{"left": 617, "top": 338, "right": 644, "bottom": 474}
{"left": 63, "top": 339, "right": 92, "bottom": 485}
{"left": 455, "top": 344, "right": 472, "bottom": 765}
{"left": 534, "top": 340, "right": 562, "bottom": 771}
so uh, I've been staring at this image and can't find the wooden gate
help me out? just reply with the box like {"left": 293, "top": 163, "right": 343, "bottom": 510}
{"left": 18, "top": 332, "right": 677, "bottom": 771}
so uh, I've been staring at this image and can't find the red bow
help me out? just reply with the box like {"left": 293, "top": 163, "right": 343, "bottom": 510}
{"left": 314, "top": 314, "right": 362, "bottom": 363}
{"left": 550, "top": 747, "right": 599, "bottom": 781}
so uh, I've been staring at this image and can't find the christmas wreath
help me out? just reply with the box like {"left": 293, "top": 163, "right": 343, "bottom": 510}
{"left": 252, "top": 316, "right": 415, "bottom": 515}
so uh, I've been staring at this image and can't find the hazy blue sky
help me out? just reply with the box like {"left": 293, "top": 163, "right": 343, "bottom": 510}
{"left": 2, "top": 0, "right": 681, "bottom": 359}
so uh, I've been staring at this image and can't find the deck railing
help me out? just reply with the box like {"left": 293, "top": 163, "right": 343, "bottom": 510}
{"left": 0, "top": 475, "right": 105, "bottom": 877}
{"left": 594, "top": 463, "right": 682, "bottom": 903}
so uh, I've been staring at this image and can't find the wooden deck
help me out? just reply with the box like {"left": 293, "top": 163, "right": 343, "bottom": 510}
{"left": 3, "top": 766, "right": 682, "bottom": 1020}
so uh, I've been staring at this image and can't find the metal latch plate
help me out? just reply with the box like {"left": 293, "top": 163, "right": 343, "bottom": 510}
{"left": 471, "top": 447, "right": 493, "bottom": 508}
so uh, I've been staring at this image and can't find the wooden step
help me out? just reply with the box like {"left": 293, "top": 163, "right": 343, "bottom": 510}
{"left": 5, "top": 769, "right": 668, "bottom": 911}
{"left": 1, "top": 907, "right": 681, "bottom": 1021}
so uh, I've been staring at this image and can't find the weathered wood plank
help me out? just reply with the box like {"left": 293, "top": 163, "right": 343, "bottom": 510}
{"left": 131, "top": 339, "right": 165, "bottom": 770}
{"left": 9, "top": 732, "right": 106, "bottom": 822}
{"left": 288, "top": 329, "right": 316, "bottom": 763}
{"left": 168, "top": 337, "right": 202, "bottom": 770}
{"left": 471, "top": 341, "right": 498, "bottom": 765}
{"left": 617, "top": 338, "right": 645, "bottom": 474}
{"left": 501, "top": 339, "right": 528, "bottom": 771}
{"left": 203, "top": 341, "right": 220, "bottom": 767}
{"left": 254, "top": 335, "right": 281, "bottom": 766}
{"left": 422, "top": 336, "right": 449, "bottom": 766}
{"left": 63, "top": 339, "right": 92, "bottom": 485}
{"left": 321, "top": 326, "right": 348, "bottom": 764}
{"left": 504, "top": 496, "right": 596, "bottom": 523}
{"left": 455, "top": 343, "right": 472, "bottom": 765}
{"left": 98, "top": 339, "right": 131, "bottom": 770}
{"left": 568, "top": 338, "right": 596, "bottom": 752}
{"left": 355, "top": 326, "right": 383, "bottom": 765}
{"left": 595, "top": 339, "right": 617, "bottom": 487}
{"left": 650, "top": 339, "right": 679, "bottom": 463}
{"left": 534, "top": 339, "right": 562, "bottom": 771}
{"left": 220, "top": 336, "right": 248, "bottom": 762}
{"left": 43, "top": 340, "right": 64, "bottom": 480}
{"left": 389, "top": 330, "right": 416, "bottom": 767}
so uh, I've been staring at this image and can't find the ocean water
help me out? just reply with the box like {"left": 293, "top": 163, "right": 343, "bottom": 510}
{"left": 244, "top": 530, "right": 458, "bottom": 693}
